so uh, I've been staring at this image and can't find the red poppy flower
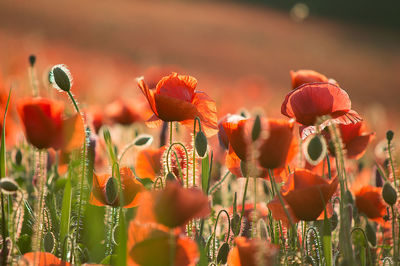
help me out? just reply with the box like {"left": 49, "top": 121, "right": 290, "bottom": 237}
{"left": 281, "top": 82, "right": 362, "bottom": 127}
{"left": 127, "top": 221, "right": 199, "bottom": 266}
{"left": 138, "top": 72, "right": 218, "bottom": 136}
{"left": 221, "top": 114, "right": 249, "bottom": 161}
{"left": 290, "top": 69, "right": 330, "bottom": 89}
{"left": 227, "top": 237, "right": 278, "bottom": 266}
{"left": 17, "top": 97, "right": 84, "bottom": 151}
{"left": 134, "top": 182, "right": 210, "bottom": 228}
{"left": 325, "top": 122, "right": 375, "bottom": 159}
{"left": 18, "top": 252, "right": 70, "bottom": 266}
{"left": 105, "top": 99, "right": 143, "bottom": 126}
{"left": 354, "top": 185, "right": 386, "bottom": 225}
{"left": 135, "top": 146, "right": 165, "bottom": 181}
{"left": 268, "top": 169, "right": 338, "bottom": 227}
{"left": 90, "top": 166, "right": 144, "bottom": 208}
{"left": 87, "top": 106, "right": 104, "bottom": 134}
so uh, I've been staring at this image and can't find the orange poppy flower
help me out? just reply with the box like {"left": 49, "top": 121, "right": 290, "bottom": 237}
{"left": 105, "top": 99, "right": 143, "bottom": 126}
{"left": 325, "top": 121, "right": 375, "bottom": 159}
{"left": 354, "top": 185, "right": 386, "bottom": 225}
{"left": 281, "top": 82, "right": 362, "bottom": 127}
{"left": 90, "top": 166, "right": 144, "bottom": 208}
{"left": 222, "top": 116, "right": 297, "bottom": 172}
{"left": 17, "top": 97, "right": 84, "bottom": 151}
{"left": 135, "top": 146, "right": 165, "bottom": 181}
{"left": 268, "top": 169, "right": 338, "bottom": 227}
{"left": 18, "top": 252, "right": 70, "bottom": 266}
{"left": 257, "top": 119, "right": 298, "bottom": 170}
{"left": 134, "top": 182, "right": 210, "bottom": 228}
{"left": 290, "top": 69, "right": 330, "bottom": 89}
{"left": 127, "top": 221, "right": 199, "bottom": 266}
{"left": 227, "top": 237, "right": 278, "bottom": 266}
{"left": 138, "top": 72, "right": 218, "bottom": 136}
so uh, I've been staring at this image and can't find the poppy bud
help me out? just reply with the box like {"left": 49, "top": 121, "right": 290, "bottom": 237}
{"left": 43, "top": 231, "right": 55, "bottom": 253}
{"left": 15, "top": 149, "right": 22, "bottom": 165}
{"left": 103, "top": 128, "right": 112, "bottom": 146}
{"left": 365, "top": 222, "right": 376, "bottom": 247}
{"left": 195, "top": 131, "right": 208, "bottom": 158}
{"left": 303, "top": 134, "right": 327, "bottom": 165}
{"left": 50, "top": 64, "right": 72, "bottom": 92}
{"left": 166, "top": 172, "right": 177, "bottom": 183}
{"left": 251, "top": 115, "right": 261, "bottom": 142}
{"left": 386, "top": 130, "right": 394, "bottom": 143}
{"left": 382, "top": 182, "right": 397, "bottom": 206}
{"left": 105, "top": 177, "right": 118, "bottom": 205}
{"left": 345, "top": 190, "right": 354, "bottom": 205}
{"left": 217, "top": 242, "right": 230, "bottom": 265}
{"left": 330, "top": 211, "right": 339, "bottom": 232}
{"left": 29, "top": 54, "right": 36, "bottom": 67}
{"left": 257, "top": 219, "right": 268, "bottom": 239}
{"left": 231, "top": 213, "right": 241, "bottom": 236}
{"left": 133, "top": 134, "right": 153, "bottom": 147}
{"left": 0, "top": 177, "right": 19, "bottom": 194}
{"left": 240, "top": 161, "right": 249, "bottom": 177}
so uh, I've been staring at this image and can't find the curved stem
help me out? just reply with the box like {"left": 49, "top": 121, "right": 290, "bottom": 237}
{"left": 351, "top": 227, "right": 372, "bottom": 265}
{"left": 166, "top": 142, "right": 189, "bottom": 188}
{"left": 153, "top": 177, "right": 164, "bottom": 190}
{"left": 67, "top": 90, "right": 81, "bottom": 114}
{"left": 209, "top": 172, "right": 231, "bottom": 195}
{"left": 212, "top": 209, "right": 231, "bottom": 261}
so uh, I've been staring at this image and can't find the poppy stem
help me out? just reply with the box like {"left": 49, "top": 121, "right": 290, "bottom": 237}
{"left": 67, "top": 90, "right": 81, "bottom": 115}
{"left": 29, "top": 64, "right": 39, "bottom": 97}
{"left": 165, "top": 142, "right": 189, "bottom": 188}
{"left": 391, "top": 205, "right": 398, "bottom": 265}
{"left": 387, "top": 138, "right": 397, "bottom": 189}
{"left": 212, "top": 209, "right": 231, "bottom": 261}
{"left": 252, "top": 177, "right": 257, "bottom": 238}
{"left": 238, "top": 176, "right": 250, "bottom": 233}
{"left": 169, "top": 122, "right": 173, "bottom": 144}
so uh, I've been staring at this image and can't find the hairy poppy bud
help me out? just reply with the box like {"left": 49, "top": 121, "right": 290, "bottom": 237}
{"left": 15, "top": 149, "right": 22, "bottom": 165}
{"left": 386, "top": 130, "right": 394, "bottom": 143}
{"left": 0, "top": 177, "right": 19, "bottom": 194}
{"left": 195, "top": 131, "right": 208, "bottom": 158}
{"left": 166, "top": 172, "right": 177, "bottom": 183}
{"left": 105, "top": 177, "right": 118, "bottom": 205}
{"left": 231, "top": 213, "right": 241, "bottom": 236}
{"left": 217, "top": 242, "right": 230, "bottom": 264}
{"left": 133, "top": 134, "right": 153, "bottom": 147}
{"left": 382, "top": 182, "right": 397, "bottom": 205}
{"left": 29, "top": 54, "right": 36, "bottom": 67}
{"left": 365, "top": 222, "right": 376, "bottom": 246}
{"left": 303, "top": 134, "right": 327, "bottom": 165}
{"left": 251, "top": 115, "right": 261, "bottom": 142}
{"left": 50, "top": 64, "right": 72, "bottom": 92}
{"left": 103, "top": 128, "right": 112, "bottom": 146}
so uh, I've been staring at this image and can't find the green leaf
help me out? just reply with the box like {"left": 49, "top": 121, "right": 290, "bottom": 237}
{"left": 201, "top": 153, "right": 210, "bottom": 194}
{"left": 60, "top": 177, "right": 72, "bottom": 260}
{"left": 116, "top": 208, "right": 127, "bottom": 266}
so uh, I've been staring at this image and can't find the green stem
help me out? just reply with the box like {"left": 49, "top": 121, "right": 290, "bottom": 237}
{"left": 252, "top": 177, "right": 257, "bottom": 238}
{"left": 392, "top": 205, "right": 398, "bottom": 266}
{"left": 169, "top": 122, "right": 173, "bottom": 144}
{"left": 238, "top": 176, "right": 250, "bottom": 231}
{"left": 388, "top": 140, "right": 397, "bottom": 188}
{"left": 212, "top": 210, "right": 230, "bottom": 261}
{"left": 165, "top": 142, "right": 189, "bottom": 188}
{"left": 67, "top": 90, "right": 81, "bottom": 114}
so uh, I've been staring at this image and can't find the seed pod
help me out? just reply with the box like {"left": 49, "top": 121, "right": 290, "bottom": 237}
{"left": 105, "top": 177, "right": 118, "bottom": 205}
{"left": 50, "top": 64, "right": 72, "bottom": 92}
{"left": 217, "top": 242, "right": 230, "bottom": 264}
{"left": 43, "top": 232, "right": 55, "bottom": 253}
{"left": 231, "top": 213, "right": 241, "bottom": 236}
{"left": 345, "top": 190, "right": 354, "bottom": 205}
{"left": 195, "top": 131, "right": 208, "bottom": 158}
{"left": 0, "top": 177, "right": 19, "bottom": 194}
{"left": 382, "top": 182, "right": 397, "bottom": 206}
{"left": 133, "top": 134, "right": 153, "bottom": 147}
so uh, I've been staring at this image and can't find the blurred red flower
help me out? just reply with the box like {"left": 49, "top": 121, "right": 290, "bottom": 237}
{"left": 138, "top": 72, "right": 218, "bottom": 136}
{"left": 17, "top": 97, "right": 84, "bottom": 151}
{"left": 268, "top": 169, "right": 338, "bottom": 227}
{"left": 105, "top": 99, "right": 143, "bottom": 126}
{"left": 281, "top": 82, "right": 361, "bottom": 127}
{"left": 227, "top": 237, "right": 278, "bottom": 266}
{"left": 354, "top": 185, "right": 386, "bottom": 225}
{"left": 135, "top": 146, "right": 165, "bottom": 181}
{"left": 290, "top": 69, "right": 331, "bottom": 89}
{"left": 127, "top": 221, "right": 199, "bottom": 266}
{"left": 90, "top": 166, "right": 144, "bottom": 208}
{"left": 135, "top": 182, "right": 210, "bottom": 228}
{"left": 18, "top": 252, "right": 70, "bottom": 266}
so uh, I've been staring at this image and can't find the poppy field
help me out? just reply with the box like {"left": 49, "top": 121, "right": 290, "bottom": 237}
{"left": 1, "top": 1, "right": 400, "bottom": 265}
{"left": 0, "top": 54, "right": 398, "bottom": 266}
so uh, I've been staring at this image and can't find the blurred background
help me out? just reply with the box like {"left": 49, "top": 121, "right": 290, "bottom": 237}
{"left": 0, "top": 0, "right": 399, "bottom": 119}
